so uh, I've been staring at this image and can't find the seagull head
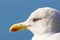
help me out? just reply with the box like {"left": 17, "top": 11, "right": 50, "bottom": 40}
{"left": 9, "top": 7, "right": 60, "bottom": 35}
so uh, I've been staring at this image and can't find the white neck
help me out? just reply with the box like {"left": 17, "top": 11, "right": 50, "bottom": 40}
{"left": 32, "top": 33, "right": 54, "bottom": 40}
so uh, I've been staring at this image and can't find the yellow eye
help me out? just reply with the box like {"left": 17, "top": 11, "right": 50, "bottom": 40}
{"left": 33, "top": 18, "right": 41, "bottom": 22}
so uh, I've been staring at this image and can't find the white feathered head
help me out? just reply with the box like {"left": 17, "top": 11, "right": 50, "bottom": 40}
{"left": 9, "top": 7, "right": 60, "bottom": 35}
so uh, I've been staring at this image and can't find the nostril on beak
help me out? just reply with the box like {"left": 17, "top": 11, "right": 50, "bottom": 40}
{"left": 28, "top": 25, "right": 31, "bottom": 26}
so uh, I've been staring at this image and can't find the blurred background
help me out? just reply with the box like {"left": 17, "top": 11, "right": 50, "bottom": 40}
{"left": 0, "top": 0, "right": 60, "bottom": 40}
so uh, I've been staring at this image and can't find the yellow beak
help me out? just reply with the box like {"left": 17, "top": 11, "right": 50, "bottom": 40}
{"left": 9, "top": 24, "right": 28, "bottom": 32}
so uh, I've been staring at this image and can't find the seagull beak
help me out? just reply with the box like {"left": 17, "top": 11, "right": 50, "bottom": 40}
{"left": 9, "top": 24, "right": 28, "bottom": 32}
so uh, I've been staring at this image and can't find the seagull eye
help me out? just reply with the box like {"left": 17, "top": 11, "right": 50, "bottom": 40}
{"left": 33, "top": 18, "right": 42, "bottom": 22}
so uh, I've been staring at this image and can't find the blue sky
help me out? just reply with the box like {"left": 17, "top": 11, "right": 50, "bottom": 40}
{"left": 0, "top": 0, "right": 60, "bottom": 40}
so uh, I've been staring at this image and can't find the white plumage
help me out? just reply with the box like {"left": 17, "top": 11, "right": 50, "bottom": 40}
{"left": 9, "top": 7, "right": 60, "bottom": 40}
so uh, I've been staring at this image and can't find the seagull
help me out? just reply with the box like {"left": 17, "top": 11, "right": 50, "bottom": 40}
{"left": 9, "top": 7, "right": 60, "bottom": 40}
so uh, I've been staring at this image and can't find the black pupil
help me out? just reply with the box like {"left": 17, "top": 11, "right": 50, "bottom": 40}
{"left": 33, "top": 18, "right": 40, "bottom": 22}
